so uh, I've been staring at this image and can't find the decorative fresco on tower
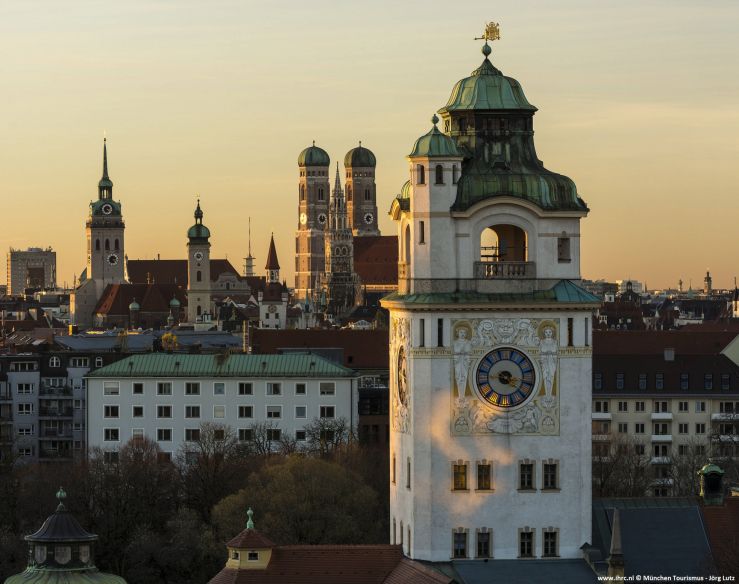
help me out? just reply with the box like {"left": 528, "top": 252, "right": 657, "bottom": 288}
{"left": 451, "top": 318, "right": 560, "bottom": 436}
{"left": 390, "top": 316, "right": 411, "bottom": 434}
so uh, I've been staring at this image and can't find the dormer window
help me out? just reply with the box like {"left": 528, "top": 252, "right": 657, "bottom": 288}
{"left": 248, "top": 551, "right": 259, "bottom": 561}
{"left": 231, "top": 550, "right": 240, "bottom": 560}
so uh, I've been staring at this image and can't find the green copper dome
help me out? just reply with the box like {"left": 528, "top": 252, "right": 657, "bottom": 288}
{"left": 409, "top": 116, "right": 462, "bottom": 158}
{"left": 298, "top": 144, "right": 330, "bottom": 167}
{"left": 399, "top": 180, "right": 411, "bottom": 199}
{"left": 344, "top": 144, "right": 376, "bottom": 167}
{"left": 128, "top": 299, "right": 140, "bottom": 311}
{"left": 439, "top": 52, "right": 537, "bottom": 114}
{"left": 188, "top": 200, "right": 211, "bottom": 242}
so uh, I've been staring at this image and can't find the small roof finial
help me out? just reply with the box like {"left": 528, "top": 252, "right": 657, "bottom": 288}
{"left": 312, "top": 140, "right": 315, "bottom": 146}
{"left": 359, "top": 140, "right": 362, "bottom": 148}
{"left": 246, "top": 507, "right": 255, "bottom": 529}
{"left": 431, "top": 114, "right": 439, "bottom": 126}
{"left": 475, "top": 21, "right": 500, "bottom": 57}
{"left": 56, "top": 486, "right": 67, "bottom": 512}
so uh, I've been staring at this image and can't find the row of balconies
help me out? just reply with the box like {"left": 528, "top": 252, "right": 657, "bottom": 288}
{"left": 397, "top": 261, "right": 537, "bottom": 281}
{"left": 592, "top": 412, "right": 674, "bottom": 421}
{"left": 38, "top": 408, "right": 74, "bottom": 418}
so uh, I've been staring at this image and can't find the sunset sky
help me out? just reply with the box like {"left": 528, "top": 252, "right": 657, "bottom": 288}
{"left": 2, "top": 0, "right": 738, "bottom": 290}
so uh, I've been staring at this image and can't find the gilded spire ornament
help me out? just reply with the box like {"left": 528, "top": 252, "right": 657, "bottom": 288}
{"left": 475, "top": 21, "right": 501, "bottom": 43}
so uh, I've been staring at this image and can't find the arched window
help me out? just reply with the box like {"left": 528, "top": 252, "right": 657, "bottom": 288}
{"left": 364, "top": 188, "right": 371, "bottom": 201}
{"left": 347, "top": 185, "right": 352, "bottom": 201}
{"left": 225, "top": 282, "right": 231, "bottom": 290}
{"left": 95, "top": 239, "right": 100, "bottom": 251}
{"left": 318, "top": 188, "right": 324, "bottom": 201}
{"left": 404, "top": 224, "right": 411, "bottom": 264}
{"left": 416, "top": 165, "right": 425, "bottom": 185}
{"left": 114, "top": 238, "right": 119, "bottom": 250}
{"left": 105, "top": 239, "right": 110, "bottom": 251}
{"left": 435, "top": 164, "right": 444, "bottom": 185}
{"left": 400, "top": 521, "right": 404, "bottom": 546}
{"left": 196, "top": 270, "right": 202, "bottom": 282}
{"left": 49, "top": 356, "right": 60, "bottom": 368}
{"left": 197, "top": 305, "right": 202, "bottom": 316}
{"left": 300, "top": 185, "right": 305, "bottom": 201}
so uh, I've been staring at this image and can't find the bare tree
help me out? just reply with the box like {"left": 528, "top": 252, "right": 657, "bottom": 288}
{"left": 245, "top": 421, "right": 279, "bottom": 456}
{"left": 303, "top": 417, "right": 353, "bottom": 457}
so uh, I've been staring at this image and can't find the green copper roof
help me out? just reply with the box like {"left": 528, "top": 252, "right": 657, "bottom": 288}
{"left": 187, "top": 224, "right": 211, "bottom": 240}
{"left": 399, "top": 180, "right": 411, "bottom": 200}
{"left": 409, "top": 116, "right": 461, "bottom": 158}
{"left": 383, "top": 280, "right": 600, "bottom": 306}
{"left": 4, "top": 570, "right": 128, "bottom": 584}
{"left": 439, "top": 53, "right": 537, "bottom": 114}
{"left": 298, "top": 144, "right": 330, "bottom": 167}
{"left": 89, "top": 199, "right": 121, "bottom": 217}
{"left": 344, "top": 144, "right": 376, "bottom": 167}
{"left": 86, "top": 353, "right": 357, "bottom": 378}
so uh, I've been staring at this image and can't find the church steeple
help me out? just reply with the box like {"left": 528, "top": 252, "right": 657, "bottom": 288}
{"left": 98, "top": 138, "right": 113, "bottom": 200}
{"left": 265, "top": 233, "right": 280, "bottom": 284}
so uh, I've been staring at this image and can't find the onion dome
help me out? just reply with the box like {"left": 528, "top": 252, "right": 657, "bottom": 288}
{"left": 399, "top": 180, "right": 411, "bottom": 200}
{"left": 5, "top": 487, "right": 128, "bottom": 584}
{"left": 187, "top": 199, "right": 211, "bottom": 242}
{"left": 438, "top": 44, "right": 537, "bottom": 114}
{"left": 169, "top": 296, "right": 181, "bottom": 308}
{"left": 128, "top": 298, "right": 140, "bottom": 312}
{"left": 344, "top": 143, "right": 376, "bottom": 167}
{"left": 409, "top": 115, "right": 462, "bottom": 158}
{"left": 298, "top": 142, "right": 330, "bottom": 167}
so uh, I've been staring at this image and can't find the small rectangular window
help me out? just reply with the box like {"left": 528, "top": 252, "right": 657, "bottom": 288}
{"left": 695, "top": 423, "right": 706, "bottom": 434}
{"left": 477, "top": 463, "right": 492, "bottom": 490}
{"left": 696, "top": 401, "right": 706, "bottom": 413}
{"left": 519, "top": 463, "right": 534, "bottom": 490}
{"left": 133, "top": 405, "right": 144, "bottom": 418}
{"left": 594, "top": 373, "right": 602, "bottom": 390}
{"left": 266, "top": 428, "right": 281, "bottom": 442}
{"left": 476, "top": 531, "right": 491, "bottom": 558}
{"left": 185, "top": 405, "right": 201, "bottom": 418}
{"left": 655, "top": 373, "right": 664, "bottom": 390}
{"left": 320, "top": 405, "right": 335, "bottom": 419}
{"left": 557, "top": 237, "right": 571, "bottom": 262}
{"left": 238, "top": 382, "right": 253, "bottom": 395}
{"left": 104, "top": 428, "right": 119, "bottom": 441}
{"left": 678, "top": 401, "right": 688, "bottom": 412}
{"left": 267, "top": 383, "right": 281, "bottom": 396}
{"left": 238, "top": 405, "right": 253, "bottom": 418}
{"left": 319, "top": 382, "right": 335, "bottom": 396}
{"left": 295, "top": 406, "right": 307, "bottom": 419}
{"left": 104, "top": 405, "right": 119, "bottom": 418}
{"left": 437, "top": 318, "right": 444, "bottom": 347}
{"left": 133, "top": 382, "right": 144, "bottom": 395}
{"left": 543, "top": 462, "right": 558, "bottom": 489}
{"left": 635, "top": 423, "right": 645, "bottom": 434}
{"left": 295, "top": 383, "right": 307, "bottom": 395}
{"left": 638, "top": 374, "right": 647, "bottom": 390}
{"left": 266, "top": 406, "right": 282, "bottom": 419}
{"left": 721, "top": 374, "right": 731, "bottom": 390}
{"left": 213, "top": 382, "right": 226, "bottom": 395}
{"left": 296, "top": 430, "right": 306, "bottom": 441}
{"left": 618, "top": 401, "right": 628, "bottom": 412}
{"left": 519, "top": 531, "right": 534, "bottom": 558}
{"left": 419, "top": 221, "right": 425, "bottom": 244}
{"left": 157, "top": 428, "right": 172, "bottom": 442}
{"left": 616, "top": 374, "right": 624, "bottom": 390}
{"left": 104, "top": 381, "right": 120, "bottom": 395}
{"left": 680, "top": 373, "right": 689, "bottom": 390}
{"left": 453, "top": 463, "right": 467, "bottom": 490}
{"left": 419, "top": 318, "right": 425, "bottom": 348}
{"left": 213, "top": 405, "right": 226, "bottom": 419}
{"left": 238, "top": 428, "right": 253, "bottom": 442}
{"left": 543, "top": 531, "right": 558, "bottom": 558}
{"left": 453, "top": 532, "right": 467, "bottom": 559}
{"left": 157, "top": 405, "right": 172, "bottom": 418}
{"left": 704, "top": 374, "right": 713, "bottom": 390}
{"left": 567, "top": 318, "right": 574, "bottom": 347}
{"left": 635, "top": 401, "right": 645, "bottom": 412}
{"left": 157, "top": 382, "right": 172, "bottom": 396}
{"left": 185, "top": 428, "right": 201, "bottom": 442}
{"left": 185, "top": 382, "right": 200, "bottom": 395}
{"left": 618, "top": 422, "right": 628, "bottom": 433}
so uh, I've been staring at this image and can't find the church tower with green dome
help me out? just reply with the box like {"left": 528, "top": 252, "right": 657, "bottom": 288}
{"left": 4, "top": 487, "right": 127, "bottom": 584}
{"left": 187, "top": 199, "right": 212, "bottom": 323}
{"left": 295, "top": 143, "right": 331, "bottom": 300}
{"left": 383, "top": 25, "right": 599, "bottom": 562}
{"left": 344, "top": 143, "right": 379, "bottom": 236}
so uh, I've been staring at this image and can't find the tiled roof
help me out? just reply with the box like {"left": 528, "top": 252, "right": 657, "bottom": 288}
{"left": 353, "top": 236, "right": 398, "bottom": 287}
{"left": 93, "top": 284, "right": 186, "bottom": 315}
{"left": 251, "top": 329, "right": 390, "bottom": 370}
{"left": 127, "top": 259, "right": 240, "bottom": 285}
{"left": 227, "top": 529, "right": 275, "bottom": 549}
{"left": 701, "top": 497, "right": 739, "bottom": 575}
{"left": 87, "top": 353, "right": 356, "bottom": 378}
{"left": 208, "top": 545, "right": 451, "bottom": 584}
{"left": 452, "top": 559, "right": 597, "bottom": 584}
{"left": 265, "top": 235, "right": 280, "bottom": 271}
{"left": 594, "top": 330, "right": 737, "bottom": 356}
{"left": 383, "top": 280, "right": 600, "bottom": 306}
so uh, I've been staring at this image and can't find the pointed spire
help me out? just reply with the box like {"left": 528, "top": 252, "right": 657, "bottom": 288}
{"left": 333, "top": 162, "right": 342, "bottom": 195}
{"left": 98, "top": 137, "right": 114, "bottom": 198}
{"left": 607, "top": 509, "right": 624, "bottom": 576}
{"left": 194, "top": 198, "right": 203, "bottom": 223}
{"left": 102, "top": 138, "right": 109, "bottom": 180}
{"left": 265, "top": 233, "right": 280, "bottom": 271}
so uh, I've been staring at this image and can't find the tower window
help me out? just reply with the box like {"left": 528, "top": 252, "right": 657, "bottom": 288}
{"left": 347, "top": 185, "right": 352, "bottom": 201}
{"left": 435, "top": 164, "right": 444, "bottom": 185}
{"left": 300, "top": 185, "right": 305, "bottom": 200}
{"left": 452, "top": 461, "right": 468, "bottom": 490}
{"left": 452, "top": 164, "right": 459, "bottom": 184}
{"left": 557, "top": 235, "right": 571, "bottom": 262}
{"left": 419, "top": 221, "right": 425, "bottom": 244}
{"left": 95, "top": 239, "right": 100, "bottom": 251}
{"left": 364, "top": 188, "right": 371, "bottom": 201}
{"left": 197, "top": 305, "right": 202, "bottom": 316}
{"left": 453, "top": 530, "right": 467, "bottom": 558}
{"left": 196, "top": 270, "right": 202, "bottom": 282}
{"left": 114, "top": 238, "right": 119, "bottom": 251}
{"left": 105, "top": 239, "right": 110, "bottom": 250}
{"left": 416, "top": 164, "right": 425, "bottom": 185}
{"left": 318, "top": 188, "right": 324, "bottom": 201}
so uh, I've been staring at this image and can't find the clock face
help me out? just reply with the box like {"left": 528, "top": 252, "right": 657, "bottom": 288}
{"left": 396, "top": 346, "right": 408, "bottom": 407}
{"left": 106, "top": 253, "right": 119, "bottom": 266}
{"left": 299, "top": 212, "right": 307, "bottom": 225}
{"left": 268, "top": 304, "right": 277, "bottom": 313}
{"left": 475, "top": 347, "right": 536, "bottom": 408}
{"left": 194, "top": 251, "right": 204, "bottom": 261}
{"left": 318, "top": 213, "right": 327, "bottom": 225}
{"left": 364, "top": 212, "right": 374, "bottom": 224}
{"left": 101, "top": 203, "right": 113, "bottom": 215}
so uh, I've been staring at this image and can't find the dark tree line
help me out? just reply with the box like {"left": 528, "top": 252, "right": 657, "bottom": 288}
{"left": 0, "top": 418, "right": 388, "bottom": 583}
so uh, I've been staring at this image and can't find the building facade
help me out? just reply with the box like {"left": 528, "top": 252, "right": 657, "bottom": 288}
{"left": 6, "top": 247, "right": 57, "bottom": 295}
{"left": 382, "top": 38, "right": 599, "bottom": 561}
{"left": 86, "top": 354, "right": 357, "bottom": 458}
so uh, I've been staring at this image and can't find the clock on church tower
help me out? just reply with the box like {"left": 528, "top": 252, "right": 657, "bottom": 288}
{"left": 381, "top": 26, "right": 600, "bottom": 563}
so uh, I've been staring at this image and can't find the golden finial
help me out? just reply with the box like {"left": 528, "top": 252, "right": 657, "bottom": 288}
{"left": 475, "top": 21, "right": 501, "bottom": 43}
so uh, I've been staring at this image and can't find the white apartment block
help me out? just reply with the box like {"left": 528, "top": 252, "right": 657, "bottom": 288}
{"left": 85, "top": 353, "right": 357, "bottom": 459}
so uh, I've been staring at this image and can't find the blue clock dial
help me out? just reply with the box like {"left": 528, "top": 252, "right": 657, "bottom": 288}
{"left": 475, "top": 347, "right": 536, "bottom": 408}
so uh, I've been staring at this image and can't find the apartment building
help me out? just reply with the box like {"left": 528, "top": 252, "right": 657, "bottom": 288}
{"left": 85, "top": 353, "right": 357, "bottom": 459}
{"left": 592, "top": 330, "right": 739, "bottom": 495}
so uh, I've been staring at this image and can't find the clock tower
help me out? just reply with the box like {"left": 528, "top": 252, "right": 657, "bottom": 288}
{"left": 295, "top": 143, "right": 330, "bottom": 300}
{"left": 344, "top": 143, "right": 379, "bottom": 236}
{"left": 187, "top": 200, "right": 212, "bottom": 323}
{"left": 86, "top": 138, "right": 125, "bottom": 284}
{"left": 382, "top": 32, "right": 600, "bottom": 563}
